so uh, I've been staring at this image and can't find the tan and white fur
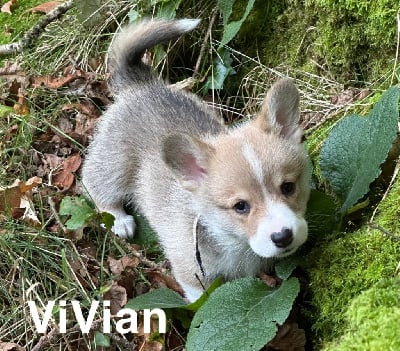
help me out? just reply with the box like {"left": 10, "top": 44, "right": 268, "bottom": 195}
{"left": 82, "top": 19, "right": 311, "bottom": 302}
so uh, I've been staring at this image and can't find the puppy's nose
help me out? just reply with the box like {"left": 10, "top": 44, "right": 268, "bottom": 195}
{"left": 271, "top": 227, "right": 293, "bottom": 248}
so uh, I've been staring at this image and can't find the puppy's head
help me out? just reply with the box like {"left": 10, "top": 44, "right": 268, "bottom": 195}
{"left": 163, "top": 79, "right": 310, "bottom": 258}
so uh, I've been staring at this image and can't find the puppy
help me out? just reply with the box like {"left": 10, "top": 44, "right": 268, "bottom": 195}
{"left": 82, "top": 18, "right": 311, "bottom": 302}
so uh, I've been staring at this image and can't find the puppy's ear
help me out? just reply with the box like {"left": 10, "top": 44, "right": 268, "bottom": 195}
{"left": 162, "top": 133, "right": 214, "bottom": 190}
{"left": 254, "top": 79, "right": 303, "bottom": 142}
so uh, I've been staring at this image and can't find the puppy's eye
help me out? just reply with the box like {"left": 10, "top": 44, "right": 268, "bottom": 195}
{"left": 233, "top": 200, "right": 250, "bottom": 214}
{"left": 281, "top": 182, "right": 295, "bottom": 196}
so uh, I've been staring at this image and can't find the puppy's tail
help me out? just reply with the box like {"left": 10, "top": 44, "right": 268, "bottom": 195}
{"left": 107, "top": 18, "right": 200, "bottom": 91}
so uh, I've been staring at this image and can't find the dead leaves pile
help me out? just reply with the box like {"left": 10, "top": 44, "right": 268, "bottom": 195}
{"left": 0, "top": 57, "right": 188, "bottom": 350}
{"left": 0, "top": 14, "right": 171, "bottom": 349}
{"left": 0, "top": 60, "right": 110, "bottom": 228}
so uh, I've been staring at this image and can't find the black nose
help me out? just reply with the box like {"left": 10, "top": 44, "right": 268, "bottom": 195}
{"left": 271, "top": 227, "right": 293, "bottom": 248}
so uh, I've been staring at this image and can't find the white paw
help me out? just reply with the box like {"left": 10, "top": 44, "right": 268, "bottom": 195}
{"left": 112, "top": 214, "right": 135, "bottom": 239}
{"left": 178, "top": 281, "right": 204, "bottom": 303}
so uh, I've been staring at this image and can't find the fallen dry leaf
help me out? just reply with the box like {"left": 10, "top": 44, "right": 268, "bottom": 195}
{"left": 121, "top": 255, "right": 140, "bottom": 270}
{"left": 59, "top": 102, "right": 100, "bottom": 146}
{"left": 139, "top": 340, "right": 163, "bottom": 351}
{"left": 77, "top": 239, "right": 97, "bottom": 260}
{"left": 62, "top": 101, "right": 101, "bottom": 118}
{"left": 18, "top": 176, "right": 42, "bottom": 193}
{"left": 1, "top": 0, "right": 17, "bottom": 15}
{"left": 137, "top": 317, "right": 164, "bottom": 351}
{"left": 28, "top": 1, "right": 61, "bottom": 14}
{"left": 0, "top": 186, "right": 21, "bottom": 213}
{"left": 19, "top": 196, "right": 40, "bottom": 227}
{"left": 108, "top": 256, "right": 124, "bottom": 275}
{"left": 0, "top": 341, "right": 25, "bottom": 351}
{"left": 107, "top": 255, "right": 139, "bottom": 299}
{"left": 0, "top": 177, "right": 42, "bottom": 227}
{"left": 51, "top": 153, "right": 82, "bottom": 190}
{"left": 108, "top": 255, "right": 140, "bottom": 275}
{"left": 259, "top": 272, "right": 280, "bottom": 288}
{"left": 103, "top": 282, "right": 127, "bottom": 315}
{"left": 31, "top": 65, "right": 112, "bottom": 106}
{"left": 146, "top": 269, "right": 184, "bottom": 295}
{"left": 31, "top": 66, "right": 84, "bottom": 89}
{"left": 266, "top": 320, "right": 306, "bottom": 351}
{"left": 13, "top": 87, "right": 29, "bottom": 115}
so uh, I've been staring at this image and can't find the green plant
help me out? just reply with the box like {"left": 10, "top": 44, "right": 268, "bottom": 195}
{"left": 124, "top": 261, "right": 299, "bottom": 351}
{"left": 319, "top": 86, "right": 400, "bottom": 214}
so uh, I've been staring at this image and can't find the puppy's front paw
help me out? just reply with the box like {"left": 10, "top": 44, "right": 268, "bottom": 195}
{"left": 112, "top": 214, "right": 135, "bottom": 239}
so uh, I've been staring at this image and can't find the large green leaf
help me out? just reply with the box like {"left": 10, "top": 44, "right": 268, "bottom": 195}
{"left": 319, "top": 86, "right": 400, "bottom": 213}
{"left": 125, "top": 288, "right": 187, "bottom": 310}
{"left": 186, "top": 277, "right": 300, "bottom": 351}
{"left": 217, "top": 0, "right": 256, "bottom": 48}
{"left": 275, "top": 257, "right": 298, "bottom": 280}
{"left": 306, "top": 189, "right": 340, "bottom": 235}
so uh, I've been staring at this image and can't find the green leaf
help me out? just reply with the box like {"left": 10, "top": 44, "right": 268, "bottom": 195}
{"left": 156, "top": 0, "right": 182, "bottom": 19}
{"left": 319, "top": 86, "right": 400, "bottom": 213}
{"left": 94, "top": 331, "right": 110, "bottom": 347}
{"left": 0, "top": 105, "right": 14, "bottom": 118}
{"left": 186, "top": 277, "right": 300, "bottom": 351}
{"left": 185, "top": 277, "right": 223, "bottom": 312}
{"left": 125, "top": 288, "right": 187, "bottom": 310}
{"left": 218, "top": 0, "right": 234, "bottom": 26}
{"left": 128, "top": 9, "right": 141, "bottom": 24}
{"left": 100, "top": 212, "right": 115, "bottom": 231}
{"left": 306, "top": 189, "right": 340, "bottom": 235}
{"left": 203, "top": 48, "right": 235, "bottom": 91}
{"left": 275, "top": 257, "right": 298, "bottom": 280}
{"left": 218, "top": 0, "right": 256, "bottom": 48}
{"left": 59, "top": 196, "right": 95, "bottom": 230}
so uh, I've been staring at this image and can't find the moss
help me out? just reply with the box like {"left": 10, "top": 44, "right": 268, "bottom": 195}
{"left": 324, "top": 278, "right": 400, "bottom": 351}
{"left": 375, "top": 176, "right": 400, "bottom": 234}
{"left": 304, "top": 229, "right": 399, "bottom": 347}
{"left": 232, "top": 0, "right": 399, "bottom": 84}
{"left": 304, "top": 168, "right": 400, "bottom": 348}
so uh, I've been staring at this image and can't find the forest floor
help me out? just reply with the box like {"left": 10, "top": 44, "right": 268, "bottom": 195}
{"left": 0, "top": 1, "right": 399, "bottom": 351}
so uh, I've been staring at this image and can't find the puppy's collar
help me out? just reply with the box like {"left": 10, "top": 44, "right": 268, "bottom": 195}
{"left": 193, "top": 215, "right": 206, "bottom": 277}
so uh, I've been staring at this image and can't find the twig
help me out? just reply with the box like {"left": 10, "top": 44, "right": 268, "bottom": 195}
{"left": 128, "top": 243, "right": 168, "bottom": 274}
{"left": 105, "top": 332, "right": 136, "bottom": 350}
{"left": 31, "top": 319, "right": 102, "bottom": 351}
{"left": 48, "top": 196, "right": 68, "bottom": 234}
{"left": 31, "top": 326, "right": 60, "bottom": 351}
{"left": 391, "top": 11, "right": 400, "bottom": 85}
{"left": 368, "top": 222, "right": 400, "bottom": 241}
{"left": 0, "top": 0, "right": 74, "bottom": 55}
{"left": 31, "top": 317, "right": 136, "bottom": 351}
{"left": 370, "top": 157, "right": 400, "bottom": 222}
{"left": 193, "top": 7, "right": 218, "bottom": 79}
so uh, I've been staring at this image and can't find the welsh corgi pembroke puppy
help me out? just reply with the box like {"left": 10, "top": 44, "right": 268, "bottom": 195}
{"left": 82, "top": 18, "right": 311, "bottom": 302}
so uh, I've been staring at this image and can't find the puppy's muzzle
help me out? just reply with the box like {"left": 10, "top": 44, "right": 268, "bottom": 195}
{"left": 271, "top": 227, "right": 293, "bottom": 248}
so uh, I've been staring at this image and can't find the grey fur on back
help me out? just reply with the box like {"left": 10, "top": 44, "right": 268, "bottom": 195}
{"left": 82, "top": 19, "right": 225, "bottom": 210}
